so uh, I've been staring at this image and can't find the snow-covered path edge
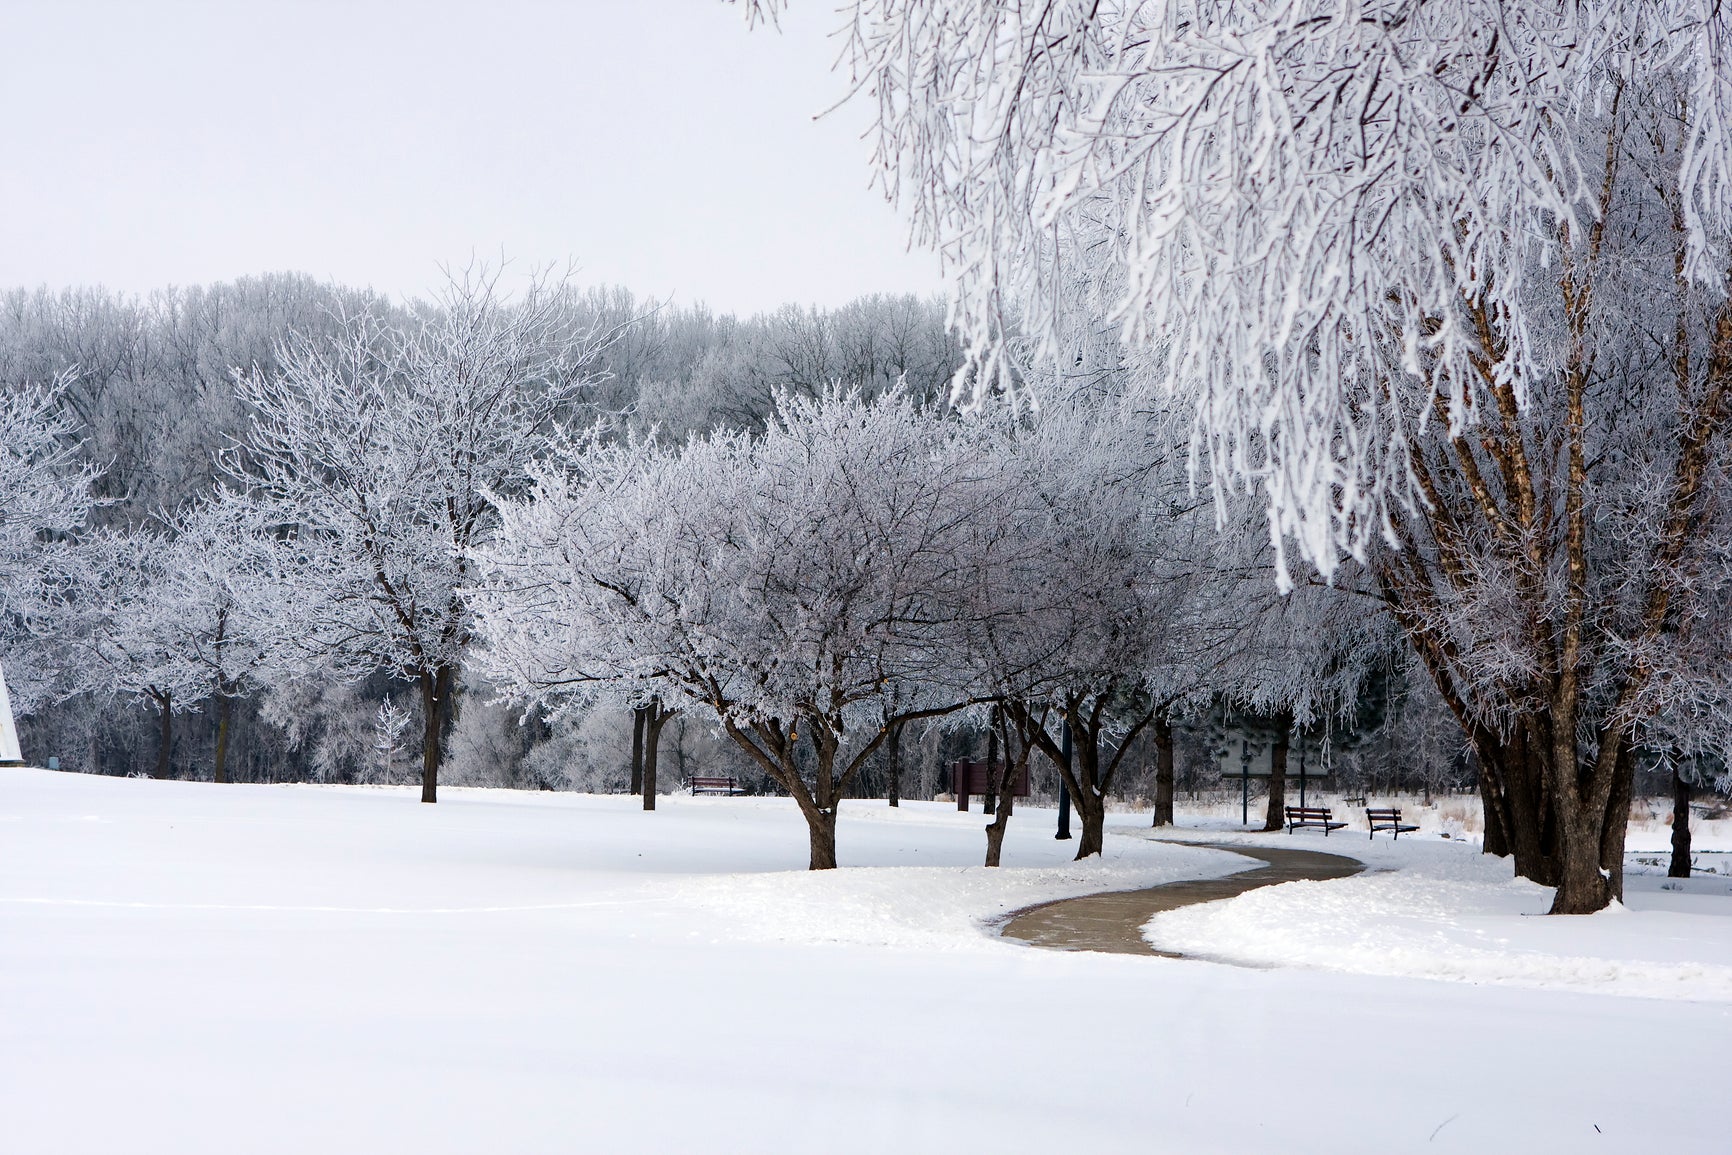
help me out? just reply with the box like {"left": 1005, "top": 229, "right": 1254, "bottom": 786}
{"left": 1135, "top": 826, "right": 1732, "bottom": 1001}
{"left": 659, "top": 825, "right": 1254, "bottom": 953}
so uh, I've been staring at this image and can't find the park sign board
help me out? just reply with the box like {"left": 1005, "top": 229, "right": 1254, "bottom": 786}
{"left": 951, "top": 759, "right": 1031, "bottom": 797}
{"left": 1215, "top": 727, "right": 1331, "bottom": 782}
{"left": 1216, "top": 730, "right": 1274, "bottom": 777}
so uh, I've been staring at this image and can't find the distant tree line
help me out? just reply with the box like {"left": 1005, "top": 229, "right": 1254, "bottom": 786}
{"left": 0, "top": 272, "right": 963, "bottom": 793}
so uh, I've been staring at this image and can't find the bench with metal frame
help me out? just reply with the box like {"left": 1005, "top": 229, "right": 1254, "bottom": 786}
{"left": 1285, "top": 806, "right": 1347, "bottom": 835}
{"left": 689, "top": 775, "right": 745, "bottom": 796}
{"left": 1365, "top": 807, "right": 1420, "bottom": 840}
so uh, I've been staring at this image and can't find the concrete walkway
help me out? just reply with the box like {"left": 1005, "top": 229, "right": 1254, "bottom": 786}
{"left": 999, "top": 841, "right": 1365, "bottom": 956}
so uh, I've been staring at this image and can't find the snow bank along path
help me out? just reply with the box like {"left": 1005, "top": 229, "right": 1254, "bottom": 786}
{"left": 1000, "top": 842, "right": 1363, "bottom": 954}
{"left": 1146, "top": 826, "right": 1732, "bottom": 1002}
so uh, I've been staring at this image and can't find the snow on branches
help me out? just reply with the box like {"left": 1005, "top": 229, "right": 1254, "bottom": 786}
{"left": 226, "top": 265, "right": 613, "bottom": 801}
{"left": 0, "top": 379, "right": 98, "bottom": 623}
{"left": 476, "top": 384, "right": 1364, "bottom": 865}
{"left": 476, "top": 389, "right": 997, "bottom": 866}
{"left": 818, "top": 1, "right": 1732, "bottom": 578}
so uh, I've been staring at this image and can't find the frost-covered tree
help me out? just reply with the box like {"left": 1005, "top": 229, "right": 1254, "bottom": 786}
{"left": 746, "top": 1, "right": 1731, "bottom": 565}
{"left": 154, "top": 500, "right": 286, "bottom": 783}
{"left": 371, "top": 695, "right": 410, "bottom": 786}
{"left": 939, "top": 389, "right": 1373, "bottom": 857}
{"left": 69, "top": 528, "right": 210, "bottom": 780}
{"left": 229, "top": 266, "right": 610, "bottom": 803}
{"left": 476, "top": 391, "right": 987, "bottom": 867}
{"left": 63, "top": 499, "right": 282, "bottom": 782}
{"left": 937, "top": 394, "right": 1209, "bottom": 859}
{"left": 1359, "top": 68, "right": 1732, "bottom": 912}
{"left": 0, "top": 381, "right": 98, "bottom": 618}
{"left": 0, "top": 381, "right": 101, "bottom": 735}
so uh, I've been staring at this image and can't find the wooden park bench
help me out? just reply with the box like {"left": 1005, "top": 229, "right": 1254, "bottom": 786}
{"left": 1343, "top": 793, "right": 1367, "bottom": 807}
{"left": 1366, "top": 807, "right": 1420, "bottom": 840}
{"left": 1285, "top": 806, "right": 1346, "bottom": 836}
{"left": 689, "top": 775, "right": 744, "bottom": 796}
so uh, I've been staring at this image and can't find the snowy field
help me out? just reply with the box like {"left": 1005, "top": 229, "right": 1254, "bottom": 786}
{"left": 4, "top": 769, "right": 1729, "bottom": 1154}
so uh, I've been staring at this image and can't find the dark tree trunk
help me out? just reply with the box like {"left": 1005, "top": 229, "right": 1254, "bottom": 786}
{"left": 209, "top": 608, "right": 233, "bottom": 785}
{"left": 1071, "top": 789, "right": 1105, "bottom": 859}
{"left": 718, "top": 717, "right": 849, "bottom": 871}
{"left": 152, "top": 691, "right": 173, "bottom": 780}
{"left": 1475, "top": 726, "right": 1562, "bottom": 886}
{"left": 1551, "top": 816, "right": 1612, "bottom": 914}
{"left": 1546, "top": 721, "right": 1635, "bottom": 914}
{"left": 418, "top": 664, "right": 456, "bottom": 804}
{"left": 984, "top": 783, "right": 1015, "bottom": 866}
{"left": 1151, "top": 713, "right": 1174, "bottom": 828}
{"left": 1262, "top": 717, "right": 1290, "bottom": 832}
{"left": 642, "top": 700, "right": 672, "bottom": 812}
{"left": 804, "top": 805, "right": 838, "bottom": 870}
{"left": 212, "top": 690, "right": 233, "bottom": 784}
{"left": 1478, "top": 767, "right": 1511, "bottom": 858}
{"left": 629, "top": 705, "right": 645, "bottom": 796}
{"left": 990, "top": 713, "right": 1011, "bottom": 865}
{"left": 885, "top": 720, "right": 902, "bottom": 807}
{"left": 1599, "top": 743, "right": 1635, "bottom": 902}
{"left": 984, "top": 714, "right": 1025, "bottom": 867}
{"left": 1669, "top": 768, "right": 1693, "bottom": 879}
{"left": 1066, "top": 712, "right": 1106, "bottom": 859}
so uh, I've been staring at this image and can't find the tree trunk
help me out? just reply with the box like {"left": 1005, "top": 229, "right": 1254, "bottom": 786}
{"left": 418, "top": 665, "right": 456, "bottom": 804}
{"left": 642, "top": 701, "right": 670, "bottom": 812}
{"left": 629, "top": 705, "right": 645, "bottom": 795}
{"left": 1476, "top": 726, "right": 1562, "bottom": 886}
{"left": 1550, "top": 817, "right": 1613, "bottom": 914}
{"left": 984, "top": 785, "right": 1015, "bottom": 867}
{"left": 1262, "top": 718, "right": 1290, "bottom": 832}
{"left": 1063, "top": 714, "right": 1107, "bottom": 859}
{"left": 718, "top": 716, "right": 852, "bottom": 870}
{"left": 1072, "top": 789, "right": 1105, "bottom": 859}
{"left": 1669, "top": 769, "right": 1692, "bottom": 879}
{"left": 1151, "top": 714, "right": 1174, "bottom": 828}
{"left": 1599, "top": 743, "right": 1635, "bottom": 902}
{"left": 153, "top": 691, "right": 173, "bottom": 780}
{"left": 212, "top": 690, "right": 233, "bottom": 784}
{"left": 1478, "top": 767, "right": 1512, "bottom": 858}
{"left": 804, "top": 805, "right": 838, "bottom": 870}
{"left": 885, "top": 721, "right": 902, "bottom": 807}
{"left": 984, "top": 715, "right": 1024, "bottom": 867}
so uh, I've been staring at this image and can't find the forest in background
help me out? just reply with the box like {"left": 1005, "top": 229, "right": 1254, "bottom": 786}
{"left": 0, "top": 273, "right": 1509, "bottom": 809}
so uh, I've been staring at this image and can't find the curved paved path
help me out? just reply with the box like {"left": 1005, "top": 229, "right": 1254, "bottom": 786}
{"left": 999, "top": 842, "right": 1364, "bottom": 956}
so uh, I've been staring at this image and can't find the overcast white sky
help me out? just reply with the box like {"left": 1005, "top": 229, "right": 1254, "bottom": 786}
{"left": 0, "top": 0, "right": 945, "bottom": 315}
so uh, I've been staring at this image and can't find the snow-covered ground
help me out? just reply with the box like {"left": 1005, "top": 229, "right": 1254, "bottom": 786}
{"left": 1145, "top": 827, "right": 1732, "bottom": 1001}
{"left": 4, "top": 769, "right": 1728, "bottom": 1153}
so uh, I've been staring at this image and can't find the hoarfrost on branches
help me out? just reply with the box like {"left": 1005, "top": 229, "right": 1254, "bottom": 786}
{"left": 748, "top": 1, "right": 1732, "bottom": 577}
{"left": 226, "top": 264, "right": 612, "bottom": 802}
